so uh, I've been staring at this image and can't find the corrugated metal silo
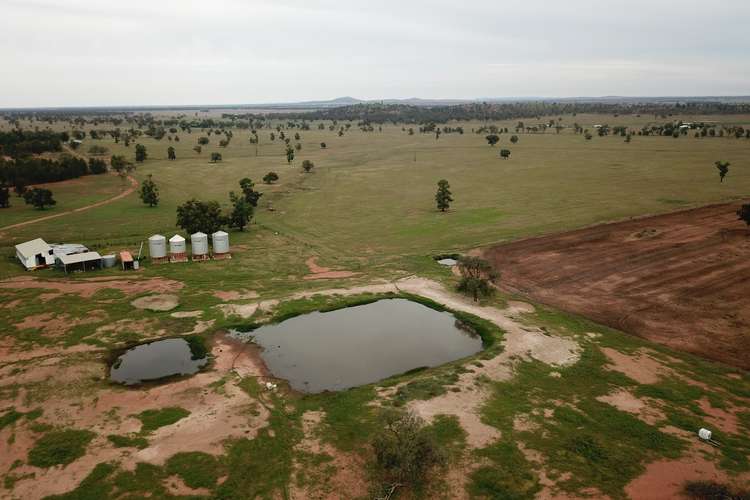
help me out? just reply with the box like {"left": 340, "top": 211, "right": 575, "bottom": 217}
{"left": 191, "top": 232, "right": 209, "bottom": 261}
{"left": 148, "top": 234, "right": 167, "bottom": 260}
{"left": 212, "top": 231, "right": 231, "bottom": 259}
{"left": 169, "top": 234, "right": 187, "bottom": 262}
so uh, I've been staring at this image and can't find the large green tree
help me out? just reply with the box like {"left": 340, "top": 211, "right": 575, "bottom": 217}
{"left": 435, "top": 179, "right": 453, "bottom": 212}
{"left": 139, "top": 174, "right": 159, "bottom": 207}
{"left": 135, "top": 144, "right": 147, "bottom": 162}
{"left": 176, "top": 199, "right": 226, "bottom": 235}
{"left": 456, "top": 256, "right": 498, "bottom": 302}
{"left": 23, "top": 187, "right": 56, "bottom": 210}
{"left": 228, "top": 192, "right": 253, "bottom": 231}
{"left": 239, "top": 178, "right": 263, "bottom": 207}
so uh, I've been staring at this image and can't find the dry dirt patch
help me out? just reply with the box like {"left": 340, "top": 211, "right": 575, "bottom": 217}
{"left": 0, "top": 276, "right": 184, "bottom": 301}
{"left": 697, "top": 397, "right": 740, "bottom": 435}
{"left": 601, "top": 347, "right": 674, "bottom": 385}
{"left": 290, "top": 410, "right": 367, "bottom": 500}
{"left": 131, "top": 294, "right": 180, "bottom": 311}
{"left": 14, "top": 310, "right": 108, "bottom": 337}
{"left": 303, "top": 256, "right": 359, "bottom": 280}
{"left": 596, "top": 388, "right": 666, "bottom": 425}
{"left": 213, "top": 289, "right": 259, "bottom": 301}
{"left": 624, "top": 446, "right": 750, "bottom": 500}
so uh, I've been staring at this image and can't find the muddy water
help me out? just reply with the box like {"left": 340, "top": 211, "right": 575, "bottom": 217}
{"left": 232, "top": 298, "right": 482, "bottom": 393}
{"left": 110, "top": 338, "right": 208, "bottom": 385}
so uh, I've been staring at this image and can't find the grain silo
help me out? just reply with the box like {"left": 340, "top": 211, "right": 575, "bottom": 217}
{"left": 212, "top": 230, "right": 231, "bottom": 259}
{"left": 148, "top": 234, "right": 167, "bottom": 262}
{"left": 191, "top": 232, "right": 209, "bottom": 261}
{"left": 169, "top": 234, "right": 187, "bottom": 263}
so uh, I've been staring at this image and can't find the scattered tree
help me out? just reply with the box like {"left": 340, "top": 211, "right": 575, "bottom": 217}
{"left": 197, "top": 137, "right": 209, "bottom": 145}
{"left": 510, "top": 135, "right": 519, "bottom": 144}
{"left": 193, "top": 145, "right": 202, "bottom": 154}
{"left": 263, "top": 172, "right": 279, "bottom": 184}
{"left": 167, "top": 146, "right": 176, "bottom": 160}
{"left": 239, "top": 178, "right": 263, "bottom": 207}
{"left": 135, "top": 143, "right": 147, "bottom": 162}
{"left": 176, "top": 199, "right": 226, "bottom": 235}
{"left": 485, "top": 134, "right": 500, "bottom": 146}
{"left": 715, "top": 161, "right": 730, "bottom": 183}
{"left": 210, "top": 152, "right": 222, "bottom": 163}
{"left": 23, "top": 187, "right": 56, "bottom": 210}
{"left": 302, "top": 160, "right": 315, "bottom": 173}
{"left": 228, "top": 191, "right": 253, "bottom": 231}
{"left": 139, "top": 174, "right": 159, "bottom": 207}
{"left": 371, "top": 409, "right": 445, "bottom": 497}
{"left": 320, "top": 142, "right": 327, "bottom": 149}
{"left": 88, "top": 158, "right": 107, "bottom": 174}
{"left": 435, "top": 179, "right": 453, "bottom": 212}
{"left": 500, "top": 149, "right": 511, "bottom": 159}
{"left": 285, "top": 146, "right": 295, "bottom": 164}
{"left": 110, "top": 155, "right": 134, "bottom": 182}
{"left": 456, "top": 256, "right": 498, "bottom": 302}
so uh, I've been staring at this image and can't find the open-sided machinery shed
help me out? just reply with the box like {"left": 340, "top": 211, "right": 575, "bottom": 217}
{"left": 59, "top": 252, "right": 103, "bottom": 274}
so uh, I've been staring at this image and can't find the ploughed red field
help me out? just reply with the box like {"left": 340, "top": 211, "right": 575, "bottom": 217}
{"left": 483, "top": 201, "right": 750, "bottom": 370}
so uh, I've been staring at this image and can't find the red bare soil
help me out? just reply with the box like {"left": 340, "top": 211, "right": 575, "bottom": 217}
{"left": 483, "top": 202, "right": 750, "bottom": 369}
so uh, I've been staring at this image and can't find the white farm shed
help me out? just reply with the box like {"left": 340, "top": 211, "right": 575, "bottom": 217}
{"left": 15, "top": 238, "right": 55, "bottom": 270}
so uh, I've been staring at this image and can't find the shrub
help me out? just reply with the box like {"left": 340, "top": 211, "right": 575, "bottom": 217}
{"left": 136, "top": 407, "right": 190, "bottom": 434}
{"left": 371, "top": 409, "right": 445, "bottom": 491}
{"left": 28, "top": 429, "right": 95, "bottom": 467}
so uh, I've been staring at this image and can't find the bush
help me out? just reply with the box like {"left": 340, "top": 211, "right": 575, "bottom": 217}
{"left": 28, "top": 429, "right": 95, "bottom": 467}
{"left": 371, "top": 409, "right": 445, "bottom": 490}
{"left": 683, "top": 480, "right": 749, "bottom": 500}
{"left": 136, "top": 407, "right": 190, "bottom": 434}
{"left": 165, "top": 452, "right": 222, "bottom": 489}
{"left": 107, "top": 434, "right": 149, "bottom": 449}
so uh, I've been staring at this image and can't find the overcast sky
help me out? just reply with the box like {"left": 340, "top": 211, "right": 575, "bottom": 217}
{"left": 2, "top": 0, "right": 749, "bottom": 107}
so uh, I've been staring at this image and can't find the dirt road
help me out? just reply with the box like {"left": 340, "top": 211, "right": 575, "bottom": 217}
{"left": 0, "top": 174, "right": 138, "bottom": 232}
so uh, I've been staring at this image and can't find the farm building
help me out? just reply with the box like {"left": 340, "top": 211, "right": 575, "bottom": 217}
{"left": 59, "top": 251, "right": 103, "bottom": 274}
{"left": 15, "top": 238, "right": 55, "bottom": 270}
{"left": 120, "top": 251, "right": 134, "bottom": 270}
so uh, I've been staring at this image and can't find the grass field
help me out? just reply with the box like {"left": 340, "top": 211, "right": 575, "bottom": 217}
{"left": 1, "top": 113, "right": 749, "bottom": 281}
{"left": 1, "top": 112, "right": 749, "bottom": 499}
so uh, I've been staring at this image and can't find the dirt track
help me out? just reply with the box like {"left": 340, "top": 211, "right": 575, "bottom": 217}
{"left": 483, "top": 201, "right": 750, "bottom": 369}
{"left": 0, "top": 173, "right": 137, "bottom": 232}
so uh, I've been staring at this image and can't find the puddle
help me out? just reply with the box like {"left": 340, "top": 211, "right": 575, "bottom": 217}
{"left": 437, "top": 258, "right": 457, "bottom": 266}
{"left": 110, "top": 338, "right": 208, "bottom": 385}
{"left": 230, "top": 298, "right": 482, "bottom": 392}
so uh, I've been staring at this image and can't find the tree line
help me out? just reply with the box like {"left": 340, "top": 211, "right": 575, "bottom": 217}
{"left": 0, "top": 130, "right": 67, "bottom": 158}
{"left": 0, "top": 155, "right": 107, "bottom": 188}
{"left": 264, "top": 101, "right": 750, "bottom": 125}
